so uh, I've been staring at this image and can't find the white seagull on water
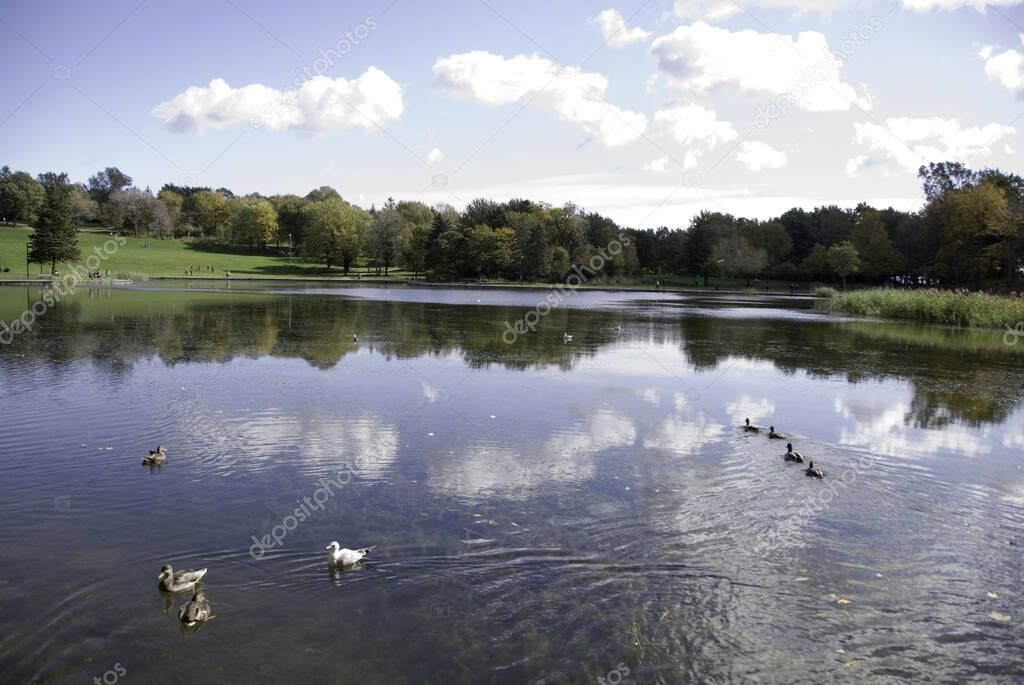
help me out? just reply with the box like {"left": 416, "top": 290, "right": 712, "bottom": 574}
{"left": 325, "top": 541, "right": 376, "bottom": 567}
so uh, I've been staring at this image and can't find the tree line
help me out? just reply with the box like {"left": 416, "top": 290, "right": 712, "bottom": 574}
{"left": 1, "top": 161, "right": 1021, "bottom": 286}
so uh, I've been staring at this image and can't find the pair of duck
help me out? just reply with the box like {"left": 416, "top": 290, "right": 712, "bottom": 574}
{"left": 157, "top": 565, "right": 214, "bottom": 627}
{"left": 743, "top": 418, "right": 786, "bottom": 440}
{"left": 785, "top": 442, "right": 825, "bottom": 478}
{"left": 744, "top": 419, "right": 824, "bottom": 478}
{"left": 157, "top": 542, "right": 375, "bottom": 624}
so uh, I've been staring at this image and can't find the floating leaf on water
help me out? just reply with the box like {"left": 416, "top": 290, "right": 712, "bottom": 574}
{"left": 987, "top": 592, "right": 999, "bottom": 599}
{"left": 427, "top": 432, "right": 434, "bottom": 437}
{"left": 989, "top": 611, "right": 1011, "bottom": 622}
{"left": 837, "top": 597, "right": 851, "bottom": 605}
{"left": 795, "top": 577, "right": 810, "bottom": 582}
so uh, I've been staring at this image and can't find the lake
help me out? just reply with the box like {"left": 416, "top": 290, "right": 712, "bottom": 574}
{"left": 0, "top": 283, "right": 1021, "bottom": 683}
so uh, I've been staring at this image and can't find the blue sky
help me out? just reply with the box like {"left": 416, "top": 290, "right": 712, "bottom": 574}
{"left": 1, "top": 0, "right": 1022, "bottom": 227}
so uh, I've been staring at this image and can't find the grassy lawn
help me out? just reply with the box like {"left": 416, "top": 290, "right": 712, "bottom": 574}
{"left": 0, "top": 226, "right": 405, "bottom": 281}
{"left": 0, "top": 225, "right": 814, "bottom": 292}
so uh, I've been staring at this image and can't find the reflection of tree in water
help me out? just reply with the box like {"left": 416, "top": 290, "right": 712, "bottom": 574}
{"left": 2, "top": 289, "right": 1021, "bottom": 427}
{"left": 672, "top": 315, "right": 1024, "bottom": 427}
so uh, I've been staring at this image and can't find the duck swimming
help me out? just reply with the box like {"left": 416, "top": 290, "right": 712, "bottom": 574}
{"left": 563, "top": 332, "right": 573, "bottom": 343}
{"left": 743, "top": 418, "right": 760, "bottom": 433}
{"left": 325, "top": 541, "right": 376, "bottom": 568}
{"left": 784, "top": 442, "right": 804, "bottom": 463}
{"left": 141, "top": 446, "right": 166, "bottom": 465}
{"left": 178, "top": 587, "right": 215, "bottom": 627}
{"left": 805, "top": 461, "right": 824, "bottom": 479}
{"left": 158, "top": 564, "right": 207, "bottom": 592}
{"left": 768, "top": 426, "right": 785, "bottom": 439}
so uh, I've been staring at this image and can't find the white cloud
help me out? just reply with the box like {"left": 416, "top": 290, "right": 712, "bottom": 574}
{"left": 636, "top": 387, "right": 661, "bottom": 404}
{"left": 644, "top": 155, "right": 672, "bottom": 173}
{"left": 426, "top": 147, "right": 445, "bottom": 166}
{"left": 650, "top": 22, "right": 871, "bottom": 112}
{"left": 643, "top": 411, "right": 726, "bottom": 456}
{"left": 675, "top": 0, "right": 1022, "bottom": 17}
{"left": 847, "top": 116, "right": 1016, "bottom": 175}
{"left": 151, "top": 67, "right": 404, "bottom": 134}
{"left": 980, "top": 36, "right": 1024, "bottom": 94}
{"left": 725, "top": 395, "right": 776, "bottom": 424}
{"left": 737, "top": 141, "right": 788, "bottom": 171}
{"left": 673, "top": 0, "right": 742, "bottom": 21}
{"left": 591, "top": 8, "right": 652, "bottom": 47}
{"left": 835, "top": 396, "right": 993, "bottom": 459}
{"left": 433, "top": 50, "right": 647, "bottom": 147}
{"left": 674, "top": 0, "right": 857, "bottom": 20}
{"left": 902, "top": 0, "right": 1023, "bottom": 11}
{"left": 400, "top": 172, "right": 923, "bottom": 231}
{"left": 650, "top": 103, "right": 738, "bottom": 168}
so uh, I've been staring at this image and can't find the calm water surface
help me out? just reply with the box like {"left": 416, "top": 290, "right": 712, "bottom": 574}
{"left": 0, "top": 283, "right": 1021, "bottom": 684}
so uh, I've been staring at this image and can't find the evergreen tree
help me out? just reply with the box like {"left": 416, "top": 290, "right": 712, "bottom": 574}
{"left": 27, "top": 172, "right": 79, "bottom": 273}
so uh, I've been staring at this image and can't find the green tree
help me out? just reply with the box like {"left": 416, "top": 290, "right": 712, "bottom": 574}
{"left": 686, "top": 211, "right": 735, "bottom": 284}
{"left": 231, "top": 197, "right": 278, "bottom": 250}
{"left": 850, "top": 210, "right": 901, "bottom": 281}
{"left": 305, "top": 185, "right": 341, "bottom": 203}
{"left": 491, "top": 226, "right": 518, "bottom": 278}
{"left": 366, "top": 197, "right": 408, "bottom": 275}
{"left": 0, "top": 167, "right": 45, "bottom": 225}
{"left": 508, "top": 209, "right": 547, "bottom": 281}
{"left": 194, "top": 190, "right": 231, "bottom": 237}
{"left": 397, "top": 201, "right": 433, "bottom": 277}
{"left": 157, "top": 188, "right": 184, "bottom": 234}
{"left": 712, "top": 235, "right": 768, "bottom": 286}
{"left": 466, "top": 224, "right": 495, "bottom": 276}
{"left": 743, "top": 220, "right": 792, "bottom": 268}
{"left": 302, "top": 198, "right": 367, "bottom": 273}
{"left": 86, "top": 166, "right": 132, "bottom": 222}
{"left": 918, "top": 161, "right": 978, "bottom": 201}
{"left": 69, "top": 184, "right": 99, "bottom": 225}
{"left": 800, "top": 244, "right": 830, "bottom": 281}
{"left": 271, "top": 195, "right": 308, "bottom": 248}
{"left": 28, "top": 172, "right": 79, "bottom": 273}
{"left": 546, "top": 245, "right": 570, "bottom": 280}
{"left": 826, "top": 241, "right": 860, "bottom": 289}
